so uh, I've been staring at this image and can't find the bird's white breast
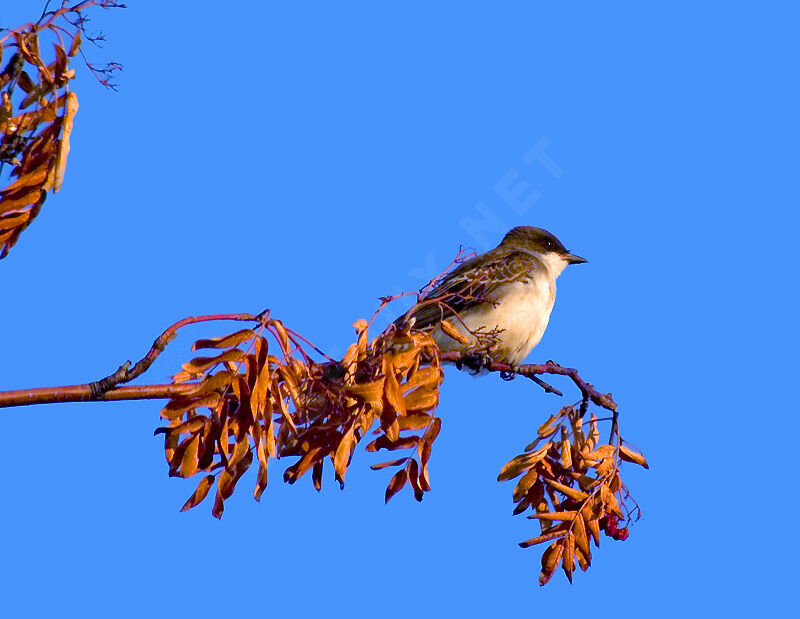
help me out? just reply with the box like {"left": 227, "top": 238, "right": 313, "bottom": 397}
{"left": 432, "top": 276, "right": 557, "bottom": 365}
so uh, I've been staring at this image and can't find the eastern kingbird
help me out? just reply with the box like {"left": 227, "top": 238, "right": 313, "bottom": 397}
{"left": 394, "top": 226, "right": 586, "bottom": 366}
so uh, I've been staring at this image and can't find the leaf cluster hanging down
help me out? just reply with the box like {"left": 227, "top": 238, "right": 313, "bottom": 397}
{"left": 0, "top": 2, "right": 124, "bottom": 259}
{"left": 499, "top": 405, "right": 648, "bottom": 585}
{"left": 155, "top": 315, "right": 444, "bottom": 518}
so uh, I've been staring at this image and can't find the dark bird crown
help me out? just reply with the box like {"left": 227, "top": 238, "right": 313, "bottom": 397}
{"left": 501, "top": 226, "right": 569, "bottom": 254}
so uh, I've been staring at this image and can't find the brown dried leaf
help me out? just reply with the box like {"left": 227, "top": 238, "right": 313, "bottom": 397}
{"left": 353, "top": 319, "right": 369, "bottom": 355}
{"left": 580, "top": 496, "right": 603, "bottom": 524}
{"left": 2, "top": 166, "right": 49, "bottom": 196}
{"left": 619, "top": 444, "right": 649, "bottom": 469}
{"left": 193, "top": 329, "right": 255, "bottom": 350}
{"left": 600, "top": 483, "right": 624, "bottom": 518}
{"left": 179, "top": 435, "right": 200, "bottom": 478}
{"left": 528, "top": 511, "right": 578, "bottom": 522}
{"left": 180, "top": 475, "right": 215, "bottom": 512}
{"left": 587, "top": 414, "right": 600, "bottom": 451}
{"left": 586, "top": 516, "right": 601, "bottom": 546}
{"left": 419, "top": 459, "right": 431, "bottom": 492}
{"left": 382, "top": 414, "right": 400, "bottom": 443}
{"left": 561, "top": 434, "right": 572, "bottom": 469}
{"left": 397, "top": 413, "right": 432, "bottom": 431}
{"left": 159, "top": 393, "right": 219, "bottom": 421}
{"left": 312, "top": 461, "right": 323, "bottom": 491}
{"left": 543, "top": 478, "right": 590, "bottom": 501}
{"left": 229, "top": 434, "right": 250, "bottom": 468}
{"left": 573, "top": 513, "right": 591, "bottom": 559}
{"left": 538, "top": 540, "right": 564, "bottom": 586}
{"left": 250, "top": 362, "right": 272, "bottom": 420}
{"left": 17, "top": 71, "right": 34, "bottom": 93}
{"left": 382, "top": 358, "right": 406, "bottom": 417}
{"left": 575, "top": 544, "right": 591, "bottom": 572}
{"left": 0, "top": 212, "right": 31, "bottom": 229}
{"left": 159, "top": 416, "right": 207, "bottom": 436}
{"left": 341, "top": 343, "right": 359, "bottom": 370}
{"left": 403, "top": 386, "right": 438, "bottom": 411}
{"left": 513, "top": 496, "right": 531, "bottom": 516}
{"left": 390, "top": 347, "right": 420, "bottom": 374}
{"left": 585, "top": 444, "right": 615, "bottom": 462}
{"left": 273, "top": 320, "right": 291, "bottom": 353}
{"left": 439, "top": 319, "right": 472, "bottom": 345}
{"left": 278, "top": 365, "right": 302, "bottom": 410}
{"left": 347, "top": 379, "right": 385, "bottom": 408}
{"left": 212, "top": 486, "right": 225, "bottom": 519}
{"left": 422, "top": 417, "right": 441, "bottom": 444}
{"left": 180, "top": 350, "right": 246, "bottom": 377}
{"left": 284, "top": 447, "right": 323, "bottom": 484}
{"left": 497, "top": 443, "right": 551, "bottom": 482}
{"left": 365, "top": 435, "right": 419, "bottom": 452}
{"left": 333, "top": 429, "right": 354, "bottom": 481}
{"left": 370, "top": 458, "right": 408, "bottom": 470}
{"left": 537, "top": 414, "right": 561, "bottom": 438}
{"left": 68, "top": 31, "right": 82, "bottom": 57}
{"left": 265, "top": 408, "right": 277, "bottom": 458}
{"left": 401, "top": 366, "right": 441, "bottom": 393}
{"left": 519, "top": 527, "right": 568, "bottom": 548}
{"left": 562, "top": 532, "right": 575, "bottom": 583}
{"left": 52, "top": 92, "right": 78, "bottom": 192}
{"left": 0, "top": 187, "right": 45, "bottom": 215}
{"left": 254, "top": 457, "right": 268, "bottom": 501}
{"left": 512, "top": 468, "right": 539, "bottom": 502}
{"left": 272, "top": 378, "right": 298, "bottom": 435}
{"left": 53, "top": 44, "right": 68, "bottom": 80}
{"left": 407, "top": 458, "right": 423, "bottom": 501}
{"left": 384, "top": 468, "right": 408, "bottom": 503}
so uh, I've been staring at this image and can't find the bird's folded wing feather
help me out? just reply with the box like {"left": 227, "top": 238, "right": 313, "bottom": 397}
{"left": 394, "top": 251, "right": 540, "bottom": 330}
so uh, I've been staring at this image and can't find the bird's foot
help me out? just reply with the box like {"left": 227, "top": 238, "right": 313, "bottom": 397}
{"left": 461, "top": 351, "right": 494, "bottom": 374}
{"left": 500, "top": 363, "right": 519, "bottom": 381}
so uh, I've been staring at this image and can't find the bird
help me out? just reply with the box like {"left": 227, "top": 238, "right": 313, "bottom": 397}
{"left": 393, "top": 226, "right": 586, "bottom": 366}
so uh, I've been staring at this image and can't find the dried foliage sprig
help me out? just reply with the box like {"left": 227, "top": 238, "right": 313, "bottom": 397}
{"left": 156, "top": 313, "right": 444, "bottom": 517}
{"left": 498, "top": 405, "right": 647, "bottom": 585}
{"left": 0, "top": 1, "right": 125, "bottom": 259}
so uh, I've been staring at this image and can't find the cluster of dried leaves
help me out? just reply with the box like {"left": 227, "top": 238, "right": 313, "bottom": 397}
{"left": 156, "top": 314, "right": 444, "bottom": 518}
{"left": 0, "top": 1, "right": 124, "bottom": 259}
{"left": 149, "top": 303, "right": 647, "bottom": 585}
{"left": 499, "top": 404, "right": 648, "bottom": 584}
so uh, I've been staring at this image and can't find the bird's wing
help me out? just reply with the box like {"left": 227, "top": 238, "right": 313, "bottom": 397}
{"left": 394, "top": 250, "right": 540, "bottom": 330}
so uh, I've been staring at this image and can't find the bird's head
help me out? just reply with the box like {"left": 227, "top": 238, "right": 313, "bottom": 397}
{"left": 501, "top": 226, "right": 587, "bottom": 276}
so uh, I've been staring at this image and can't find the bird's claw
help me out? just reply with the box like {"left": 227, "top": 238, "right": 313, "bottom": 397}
{"left": 462, "top": 352, "right": 494, "bottom": 374}
{"left": 500, "top": 368, "right": 517, "bottom": 381}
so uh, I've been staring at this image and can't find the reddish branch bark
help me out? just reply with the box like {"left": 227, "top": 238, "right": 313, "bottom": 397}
{"left": 0, "top": 312, "right": 260, "bottom": 409}
{"left": 439, "top": 354, "right": 618, "bottom": 413}
{"left": 0, "top": 383, "right": 197, "bottom": 407}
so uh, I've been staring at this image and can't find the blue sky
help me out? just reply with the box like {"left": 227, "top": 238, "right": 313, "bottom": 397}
{"left": 1, "top": 2, "right": 797, "bottom": 616}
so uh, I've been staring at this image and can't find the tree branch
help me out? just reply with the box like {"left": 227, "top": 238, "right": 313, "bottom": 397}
{"left": 0, "top": 382, "right": 198, "bottom": 407}
{"left": 439, "top": 353, "right": 618, "bottom": 413}
{"left": 0, "top": 312, "right": 261, "bottom": 409}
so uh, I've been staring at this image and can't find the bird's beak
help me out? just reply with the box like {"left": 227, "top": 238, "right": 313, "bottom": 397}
{"left": 564, "top": 252, "right": 587, "bottom": 265}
